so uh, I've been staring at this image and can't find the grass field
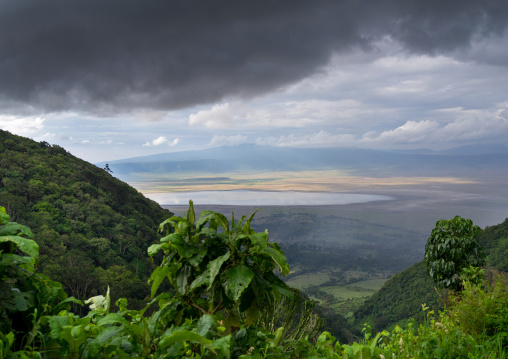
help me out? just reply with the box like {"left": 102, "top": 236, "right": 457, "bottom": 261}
{"left": 285, "top": 272, "right": 330, "bottom": 289}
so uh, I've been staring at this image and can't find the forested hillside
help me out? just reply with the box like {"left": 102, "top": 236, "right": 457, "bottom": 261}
{"left": 353, "top": 260, "right": 441, "bottom": 332}
{"left": 481, "top": 218, "right": 508, "bottom": 272}
{"left": 0, "top": 130, "right": 172, "bottom": 307}
{"left": 353, "top": 216, "right": 508, "bottom": 332}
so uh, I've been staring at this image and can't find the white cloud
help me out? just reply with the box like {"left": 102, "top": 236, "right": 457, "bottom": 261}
{"left": 208, "top": 134, "right": 248, "bottom": 147}
{"left": 437, "top": 107, "right": 508, "bottom": 141}
{"left": 361, "top": 105, "right": 508, "bottom": 145}
{"left": 168, "top": 138, "right": 179, "bottom": 146}
{"left": 0, "top": 115, "right": 45, "bottom": 136}
{"left": 142, "top": 136, "right": 179, "bottom": 147}
{"left": 364, "top": 120, "right": 441, "bottom": 143}
{"left": 256, "top": 131, "right": 357, "bottom": 147}
{"left": 189, "top": 103, "right": 233, "bottom": 129}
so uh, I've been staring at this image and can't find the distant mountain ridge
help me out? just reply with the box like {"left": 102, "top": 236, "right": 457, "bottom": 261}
{"left": 98, "top": 144, "right": 508, "bottom": 180}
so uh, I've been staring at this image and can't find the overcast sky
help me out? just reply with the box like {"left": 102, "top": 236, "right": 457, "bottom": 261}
{"left": 1, "top": 0, "right": 508, "bottom": 163}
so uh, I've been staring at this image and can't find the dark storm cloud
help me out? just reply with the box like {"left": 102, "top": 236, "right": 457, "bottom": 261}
{"left": 1, "top": 0, "right": 507, "bottom": 114}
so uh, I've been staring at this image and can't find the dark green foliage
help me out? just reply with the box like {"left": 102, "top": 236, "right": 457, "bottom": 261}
{"left": 425, "top": 216, "right": 485, "bottom": 290}
{"left": 480, "top": 217, "right": 508, "bottom": 272}
{"left": 353, "top": 260, "right": 441, "bottom": 332}
{"left": 0, "top": 130, "right": 171, "bottom": 305}
{"left": 0, "top": 207, "right": 79, "bottom": 351}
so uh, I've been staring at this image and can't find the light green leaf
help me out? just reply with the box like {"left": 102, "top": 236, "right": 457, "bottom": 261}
{"left": 97, "top": 313, "right": 130, "bottom": 327}
{"left": 0, "top": 222, "right": 33, "bottom": 237}
{"left": 147, "top": 243, "right": 169, "bottom": 258}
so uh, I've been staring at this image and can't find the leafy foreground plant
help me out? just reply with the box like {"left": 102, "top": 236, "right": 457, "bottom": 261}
{"left": 148, "top": 201, "right": 291, "bottom": 332}
{"left": 1, "top": 204, "right": 507, "bottom": 358}
{"left": 0, "top": 203, "right": 330, "bottom": 358}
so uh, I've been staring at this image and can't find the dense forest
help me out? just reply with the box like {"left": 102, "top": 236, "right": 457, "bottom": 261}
{"left": 0, "top": 130, "right": 172, "bottom": 308}
{"left": 1, "top": 130, "right": 508, "bottom": 357}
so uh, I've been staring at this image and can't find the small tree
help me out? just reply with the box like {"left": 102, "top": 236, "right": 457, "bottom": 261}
{"left": 103, "top": 163, "right": 113, "bottom": 173}
{"left": 425, "top": 216, "right": 485, "bottom": 291}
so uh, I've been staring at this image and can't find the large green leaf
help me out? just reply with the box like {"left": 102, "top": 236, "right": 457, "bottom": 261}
{"left": 213, "top": 213, "right": 230, "bottom": 232}
{"left": 208, "top": 252, "right": 230, "bottom": 289}
{"left": 248, "top": 232, "right": 268, "bottom": 253}
{"left": 1, "top": 289, "right": 33, "bottom": 312}
{"left": 150, "top": 266, "right": 171, "bottom": 297}
{"left": 226, "top": 264, "right": 254, "bottom": 302}
{"left": 147, "top": 243, "right": 171, "bottom": 258}
{"left": 176, "top": 265, "right": 193, "bottom": 294}
{"left": 189, "top": 269, "right": 210, "bottom": 291}
{"left": 186, "top": 200, "right": 196, "bottom": 225}
{"left": 190, "top": 252, "right": 231, "bottom": 292}
{"left": 212, "top": 334, "right": 231, "bottom": 355}
{"left": 196, "top": 314, "right": 215, "bottom": 336}
{"left": 0, "top": 236, "right": 39, "bottom": 259}
{"left": 178, "top": 244, "right": 200, "bottom": 259}
{"left": 157, "top": 330, "right": 212, "bottom": 351}
{"left": 243, "top": 209, "right": 261, "bottom": 234}
{"left": 262, "top": 247, "right": 290, "bottom": 276}
{"left": 195, "top": 212, "right": 214, "bottom": 230}
{"left": 188, "top": 248, "right": 207, "bottom": 266}
{"left": 0, "top": 222, "right": 33, "bottom": 237}
{"left": 97, "top": 313, "right": 130, "bottom": 327}
{"left": 0, "top": 207, "right": 9, "bottom": 225}
{"left": 160, "top": 233, "right": 184, "bottom": 244}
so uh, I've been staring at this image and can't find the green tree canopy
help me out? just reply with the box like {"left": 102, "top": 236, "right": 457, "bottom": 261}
{"left": 425, "top": 216, "right": 485, "bottom": 290}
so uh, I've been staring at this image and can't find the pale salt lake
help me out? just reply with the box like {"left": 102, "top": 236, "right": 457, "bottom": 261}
{"left": 146, "top": 190, "right": 393, "bottom": 206}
